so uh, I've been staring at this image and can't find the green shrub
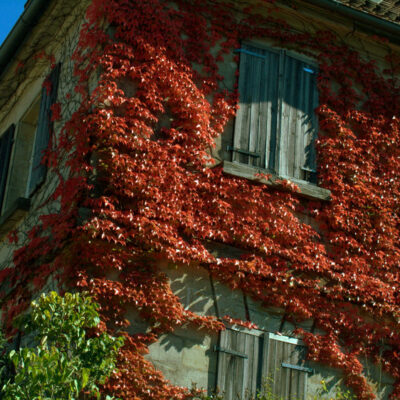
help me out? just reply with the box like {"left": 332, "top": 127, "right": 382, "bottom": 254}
{"left": 1, "top": 291, "right": 124, "bottom": 400}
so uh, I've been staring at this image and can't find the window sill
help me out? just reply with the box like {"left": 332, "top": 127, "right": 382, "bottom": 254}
{"left": 223, "top": 161, "right": 331, "bottom": 201}
{"left": 0, "top": 197, "right": 31, "bottom": 240}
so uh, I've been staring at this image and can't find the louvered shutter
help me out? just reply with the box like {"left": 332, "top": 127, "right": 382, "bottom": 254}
{"left": 261, "top": 333, "right": 311, "bottom": 400}
{"left": 0, "top": 125, "right": 15, "bottom": 212}
{"left": 277, "top": 54, "right": 318, "bottom": 183}
{"left": 216, "top": 329, "right": 261, "bottom": 399}
{"left": 29, "top": 63, "right": 61, "bottom": 194}
{"left": 233, "top": 44, "right": 279, "bottom": 169}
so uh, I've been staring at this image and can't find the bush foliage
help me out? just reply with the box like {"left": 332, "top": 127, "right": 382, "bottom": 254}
{"left": 0, "top": 291, "right": 123, "bottom": 400}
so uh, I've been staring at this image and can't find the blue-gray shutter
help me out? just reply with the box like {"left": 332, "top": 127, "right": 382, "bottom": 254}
{"left": 216, "top": 329, "right": 261, "bottom": 399}
{"left": 278, "top": 54, "right": 318, "bottom": 183}
{"left": 233, "top": 45, "right": 279, "bottom": 169}
{"left": 0, "top": 125, "right": 15, "bottom": 211}
{"left": 29, "top": 63, "right": 60, "bottom": 194}
{"left": 261, "top": 333, "right": 311, "bottom": 400}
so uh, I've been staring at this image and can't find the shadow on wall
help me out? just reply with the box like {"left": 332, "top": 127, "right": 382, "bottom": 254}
{"left": 124, "top": 263, "right": 394, "bottom": 399}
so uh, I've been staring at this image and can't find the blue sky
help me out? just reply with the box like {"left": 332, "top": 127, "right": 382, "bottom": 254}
{"left": 0, "top": 1, "right": 26, "bottom": 46}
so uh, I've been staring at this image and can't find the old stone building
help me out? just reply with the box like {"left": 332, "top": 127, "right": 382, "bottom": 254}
{"left": 0, "top": 0, "right": 400, "bottom": 399}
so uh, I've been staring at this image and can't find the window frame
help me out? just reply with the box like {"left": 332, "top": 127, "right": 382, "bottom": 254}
{"left": 0, "top": 124, "right": 16, "bottom": 214}
{"left": 27, "top": 63, "right": 61, "bottom": 196}
{"left": 2, "top": 95, "right": 41, "bottom": 213}
{"left": 215, "top": 327, "right": 313, "bottom": 400}
{"left": 262, "top": 332, "right": 312, "bottom": 400}
{"left": 0, "top": 64, "right": 60, "bottom": 233}
{"left": 215, "top": 327, "right": 261, "bottom": 399}
{"left": 224, "top": 41, "right": 331, "bottom": 201}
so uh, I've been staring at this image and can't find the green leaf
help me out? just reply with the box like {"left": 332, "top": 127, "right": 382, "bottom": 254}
{"left": 0, "top": 292, "right": 123, "bottom": 400}
{"left": 81, "top": 367, "right": 89, "bottom": 389}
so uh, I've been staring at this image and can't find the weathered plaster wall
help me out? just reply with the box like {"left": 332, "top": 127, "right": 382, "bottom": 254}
{"left": 0, "top": 0, "right": 90, "bottom": 265}
{"left": 143, "top": 265, "right": 394, "bottom": 398}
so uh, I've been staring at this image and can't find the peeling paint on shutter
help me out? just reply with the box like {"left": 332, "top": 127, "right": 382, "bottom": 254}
{"left": 0, "top": 125, "right": 15, "bottom": 212}
{"left": 233, "top": 44, "right": 279, "bottom": 169}
{"left": 216, "top": 329, "right": 260, "bottom": 399}
{"left": 29, "top": 63, "right": 61, "bottom": 194}
{"left": 261, "top": 333, "right": 310, "bottom": 400}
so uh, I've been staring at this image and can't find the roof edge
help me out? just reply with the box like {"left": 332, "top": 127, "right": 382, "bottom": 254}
{"left": 304, "top": 0, "right": 400, "bottom": 44}
{"left": 0, "top": 0, "right": 400, "bottom": 80}
{"left": 0, "top": 0, "right": 51, "bottom": 78}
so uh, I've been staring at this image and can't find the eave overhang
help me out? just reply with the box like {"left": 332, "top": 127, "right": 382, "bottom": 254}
{"left": 0, "top": 0, "right": 51, "bottom": 79}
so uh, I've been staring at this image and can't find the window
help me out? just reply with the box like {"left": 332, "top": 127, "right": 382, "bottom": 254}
{"left": 229, "top": 43, "right": 319, "bottom": 184}
{"left": 215, "top": 329, "right": 312, "bottom": 400}
{"left": 0, "top": 125, "right": 15, "bottom": 212}
{"left": 0, "top": 64, "right": 60, "bottom": 216}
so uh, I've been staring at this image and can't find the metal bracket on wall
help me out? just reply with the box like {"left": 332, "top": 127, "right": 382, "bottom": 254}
{"left": 234, "top": 48, "right": 267, "bottom": 59}
{"left": 214, "top": 345, "right": 248, "bottom": 359}
{"left": 281, "top": 362, "right": 313, "bottom": 374}
{"left": 227, "top": 146, "right": 261, "bottom": 158}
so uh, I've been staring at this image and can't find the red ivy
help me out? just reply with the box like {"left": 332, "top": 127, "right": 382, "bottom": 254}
{"left": 2, "top": 0, "right": 400, "bottom": 399}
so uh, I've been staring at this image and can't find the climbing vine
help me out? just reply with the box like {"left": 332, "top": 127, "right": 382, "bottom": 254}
{"left": 1, "top": 0, "right": 400, "bottom": 399}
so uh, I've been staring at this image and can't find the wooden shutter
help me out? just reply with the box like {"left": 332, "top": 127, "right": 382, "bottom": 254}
{"left": 233, "top": 44, "right": 319, "bottom": 184}
{"left": 278, "top": 54, "right": 318, "bottom": 183}
{"left": 29, "top": 63, "right": 61, "bottom": 194}
{"left": 0, "top": 125, "right": 15, "bottom": 212}
{"left": 216, "top": 329, "right": 261, "bottom": 400}
{"left": 233, "top": 44, "right": 279, "bottom": 169}
{"left": 261, "top": 333, "right": 311, "bottom": 400}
